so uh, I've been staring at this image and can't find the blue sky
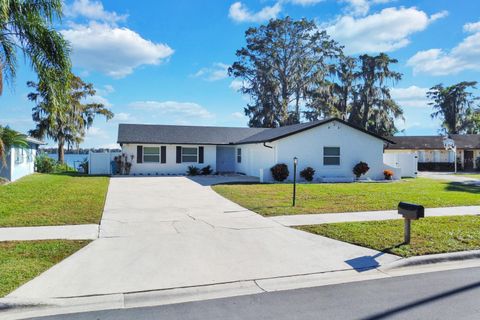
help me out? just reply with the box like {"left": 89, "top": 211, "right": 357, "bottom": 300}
{"left": 1, "top": 0, "right": 480, "bottom": 148}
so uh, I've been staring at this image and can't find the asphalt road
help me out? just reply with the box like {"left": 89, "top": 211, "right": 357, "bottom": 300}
{"left": 31, "top": 267, "right": 480, "bottom": 320}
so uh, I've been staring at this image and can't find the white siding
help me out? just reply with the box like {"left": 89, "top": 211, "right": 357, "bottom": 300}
{"left": 235, "top": 121, "right": 385, "bottom": 181}
{"left": 122, "top": 144, "right": 216, "bottom": 175}
{"left": 235, "top": 143, "right": 276, "bottom": 178}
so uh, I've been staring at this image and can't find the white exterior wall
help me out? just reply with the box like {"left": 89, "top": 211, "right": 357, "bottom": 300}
{"left": 234, "top": 143, "right": 276, "bottom": 178}
{"left": 10, "top": 146, "right": 37, "bottom": 181}
{"left": 274, "top": 121, "right": 385, "bottom": 181}
{"left": 122, "top": 144, "right": 216, "bottom": 175}
{"left": 383, "top": 152, "right": 418, "bottom": 178}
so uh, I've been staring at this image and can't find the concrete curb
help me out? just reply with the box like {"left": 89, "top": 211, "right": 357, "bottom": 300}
{"left": 381, "top": 249, "right": 480, "bottom": 271}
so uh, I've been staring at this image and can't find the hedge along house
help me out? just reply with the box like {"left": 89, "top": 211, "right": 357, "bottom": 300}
{"left": 0, "top": 137, "right": 45, "bottom": 181}
{"left": 117, "top": 118, "right": 394, "bottom": 181}
{"left": 385, "top": 135, "right": 480, "bottom": 171}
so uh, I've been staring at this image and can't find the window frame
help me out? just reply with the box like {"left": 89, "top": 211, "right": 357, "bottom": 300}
{"left": 237, "top": 148, "right": 242, "bottom": 163}
{"left": 323, "top": 146, "right": 340, "bottom": 166}
{"left": 143, "top": 146, "right": 160, "bottom": 163}
{"left": 15, "top": 148, "right": 24, "bottom": 164}
{"left": 181, "top": 147, "right": 198, "bottom": 163}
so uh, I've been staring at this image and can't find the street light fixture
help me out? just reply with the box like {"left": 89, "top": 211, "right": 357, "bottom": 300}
{"left": 293, "top": 157, "right": 298, "bottom": 207}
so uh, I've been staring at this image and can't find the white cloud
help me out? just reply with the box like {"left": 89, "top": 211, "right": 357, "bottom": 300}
{"left": 129, "top": 101, "right": 214, "bottom": 119}
{"left": 325, "top": 7, "right": 447, "bottom": 54}
{"left": 288, "top": 0, "right": 324, "bottom": 6}
{"left": 407, "top": 20, "right": 480, "bottom": 75}
{"left": 62, "top": 22, "right": 174, "bottom": 78}
{"left": 113, "top": 112, "right": 131, "bottom": 121}
{"left": 64, "top": 0, "right": 127, "bottom": 24}
{"left": 229, "top": 1, "right": 281, "bottom": 23}
{"left": 391, "top": 86, "right": 429, "bottom": 108}
{"left": 340, "top": 0, "right": 396, "bottom": 17}
{"left": 86, "top": 126, "right": 109, "bottom": 139}
{"left": 464, "top": 21, "right": 480, "bottom": 33}
{"left": 231, "top": 112, "right": 246, "bottom": 119}
{"left": 85, "top": 94, "right": 112, "bottom": 107}
{"left": 192, "top": 63, "right": 229, "bottom": 81}
{"left": 229, "top": 79, "right": 244, "bottom": 91}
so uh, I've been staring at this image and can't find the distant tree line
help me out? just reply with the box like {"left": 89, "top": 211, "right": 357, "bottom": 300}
{"left": 230, "top": 17, "right": 480, "bottom": 136}
{"left": 40, "top": 147, "right": 121, "bottom": 155}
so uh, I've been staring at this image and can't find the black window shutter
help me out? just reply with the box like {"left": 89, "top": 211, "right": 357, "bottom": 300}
{"left": 161, "top": 146, "right": 166, "bottom": 163}
{"left": 137, "top": 146, "right": 143, "bottom": 163}
{"left": 176, "top": 146, "right": 181, "bottom": 163}
{"left": 199, "top": 146, "right": 204, "bottom": 163}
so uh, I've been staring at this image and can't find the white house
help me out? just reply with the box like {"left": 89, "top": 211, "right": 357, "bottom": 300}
{"left": 117, "top": 118, "right": 394, "bottom": 181}
{"left": 0, "top": 137, "right": 44, "bottom": 182}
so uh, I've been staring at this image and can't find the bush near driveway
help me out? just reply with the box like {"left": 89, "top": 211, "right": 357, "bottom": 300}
{"left": 212, "top": 178, "right": 480, "bottom": 217}
{"left": 0, "top": 173, "right": 109, "bottom": 227}
{"left": 297, "top": 216, "right": 480, "bottom": 258}
{"left": 0, "top": 240, "right": 90, "bottom": 297}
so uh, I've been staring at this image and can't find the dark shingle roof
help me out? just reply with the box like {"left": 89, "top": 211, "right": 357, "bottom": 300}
{"left": 386, "top": 134, "right": 480, "bottom": 150}
{"left": 117, "top": 124, "right": 267, "bottom": 145}
{"left": 117, "top": 118, "right": 393, "bottom": 145}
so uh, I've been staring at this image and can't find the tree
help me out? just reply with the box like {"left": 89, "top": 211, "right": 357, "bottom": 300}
{"left": 0, "top": 126, "right": 27, "bottom": 167}
{"left": 0, "top": 0, "right": 70, "bottom": 95}
{"left": 28, "top": 74, "right": 114, "bottom": 163}
{"left": 348, "top": 53, "right": 403, "bottom": 136}
{"left": 229, "top": 17, "right": 342, "bottom": 128}
{"left": 428, "top": 81, "right": 480, "bottom": 134}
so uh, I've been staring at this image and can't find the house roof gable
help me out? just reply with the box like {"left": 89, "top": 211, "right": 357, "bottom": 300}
{"left": 117, "top": 118, "right": 393, "bottom": 145}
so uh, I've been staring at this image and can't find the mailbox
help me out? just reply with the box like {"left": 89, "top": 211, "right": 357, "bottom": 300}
{"left": 398, "top": 202, "right": 424, "bottom": 220}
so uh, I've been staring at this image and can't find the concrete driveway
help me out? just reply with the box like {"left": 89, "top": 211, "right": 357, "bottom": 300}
{"left": 8, "top": 176, "right": 399, "bottom": 299}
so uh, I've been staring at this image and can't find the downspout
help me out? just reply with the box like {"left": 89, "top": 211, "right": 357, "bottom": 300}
{"left": 263, "top": 142, "right": 273, "bottom": 149}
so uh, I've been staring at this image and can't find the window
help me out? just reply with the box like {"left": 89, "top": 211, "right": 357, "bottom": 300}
{"left": 15, "top": 148, "right": 24, "bottom": 164}
{"left": 324, "top": 147, "right": 340, "bottom": 166}
{"left": 237, "top": 148, "right": 242, "bottom": 163}
{"left": 182, "top": 147, "right": 198, "bottom": 163}
{"left": 144, "top": 147, "right": 160, "bottom": 162}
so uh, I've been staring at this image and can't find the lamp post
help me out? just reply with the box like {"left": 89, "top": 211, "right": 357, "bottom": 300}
{"left": 293, "top": 157, "right": 298, "bottom": 207}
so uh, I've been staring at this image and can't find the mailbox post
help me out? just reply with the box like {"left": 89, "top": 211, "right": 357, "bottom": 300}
{"left": 398, "top": 202, "right": 425, "bottom": 244}
{"left": 292, "top": 157, "right": 298, "bottom": 207}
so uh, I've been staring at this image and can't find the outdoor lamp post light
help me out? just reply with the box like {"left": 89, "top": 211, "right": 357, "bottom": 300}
{"left": 293, "top": 157, "right": 298, "bottom": 207}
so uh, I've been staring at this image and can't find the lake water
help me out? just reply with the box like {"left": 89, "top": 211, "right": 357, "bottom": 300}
{"left": 47, "top": 154, "right": 88, "bottom": 169}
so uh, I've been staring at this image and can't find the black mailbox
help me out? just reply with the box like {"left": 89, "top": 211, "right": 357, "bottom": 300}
{"left": 398, "top": 202, "right": 424, "bottom": 220}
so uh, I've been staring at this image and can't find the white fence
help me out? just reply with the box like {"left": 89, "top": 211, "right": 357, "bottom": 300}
{"left": 383, "top": 152, "right": 418, "bottom": 178}
{"left": 88, "top": 151, "right": 121, "bottom": 175}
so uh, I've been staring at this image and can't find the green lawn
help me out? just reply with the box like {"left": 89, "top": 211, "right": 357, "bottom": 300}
{"left": 0, "top": 173, "right": 109, "bottom": 227}
{"left": 297, "top": 216, "right": 480, "bottom": 257}
{"left": 0, "top": 240, "right": 90, "bottom": 297}
{"left": 212, "top": 178, "right": 480, "bottom": 216}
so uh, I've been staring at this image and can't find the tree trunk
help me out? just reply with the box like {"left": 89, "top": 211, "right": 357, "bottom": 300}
{"left": 57, "top": 138, "right": 65, "bottom": 164}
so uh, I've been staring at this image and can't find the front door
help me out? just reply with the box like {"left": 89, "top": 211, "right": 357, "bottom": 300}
{"left": 464, "top": 150, "right": 474, "bottom": 170}
{"left": 216, "top": 146, "right": 235, "bottom": 173}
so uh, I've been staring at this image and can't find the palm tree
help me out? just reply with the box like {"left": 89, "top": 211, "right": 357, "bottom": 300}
{"left": 428, "top": 81, "right": 479, "bottom": 134}
{"left": 0, "top": 0, "right": 70, "bottom": 95}
{"left": 28, "top": 73, "right": 114, "bottom": 163}
{"left": 0, "top": 126, "right": 27, "bottom": 167}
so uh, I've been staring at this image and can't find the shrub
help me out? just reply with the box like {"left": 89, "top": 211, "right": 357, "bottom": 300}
{"left": 476, "top": 157, "right": 480, "bottom": 172}
{"left": 79, "top": 158, "right": 89, "bottom": 173}
{"left": 270, "top": 163, "right": 289, "bottom": 182}
{"left": 35, "top": 153, "right": 56, "bottom": 173}
{"left": 187, "top": 165, "right": 200, "bottom": 176}
{"left": 353, "top": 161, "right": 369, "bottom": 178}
{"left": 201, "top": 165, "right": 213, "bottom": 175}
{"left": 300, "top": 167, "right": 315, "bottom": 182}
{"left": 384, "top": 169, "right": 394, "bottom": 180}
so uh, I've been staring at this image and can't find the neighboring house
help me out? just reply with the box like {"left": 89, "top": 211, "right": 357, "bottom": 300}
{"left": 117, "top": 118, "right": 393, "bottom": 181}
{"left": 385, "top": 135, "right": 480, "bottom": 171}
{"left": 0, "top": 137, "right": 45, "bottom": 181}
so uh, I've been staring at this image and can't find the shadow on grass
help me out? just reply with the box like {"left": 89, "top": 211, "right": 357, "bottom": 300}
{"left": 445, "top": 182, "right": 480, "bottom": 194}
